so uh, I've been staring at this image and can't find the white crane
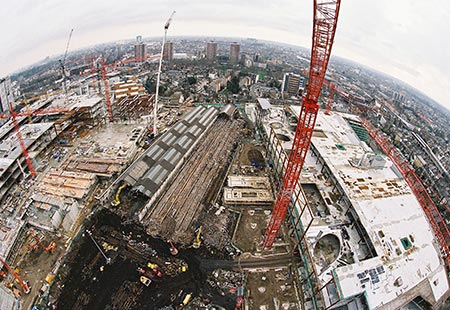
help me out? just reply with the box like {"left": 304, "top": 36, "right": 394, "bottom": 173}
{"left": 153, "top": 11, "right": 176, "bottom": 136}
{"left": 60, "top": 29, "right": 74, "bottom": 102}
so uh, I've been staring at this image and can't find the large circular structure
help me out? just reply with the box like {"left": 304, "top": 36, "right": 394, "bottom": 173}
{"left": 313, "top": 234, "right": 341, "bottom": 268}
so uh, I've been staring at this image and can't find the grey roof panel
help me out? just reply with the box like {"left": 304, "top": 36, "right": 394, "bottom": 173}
{"left": 145, "top": 164, "right": 169, "bottom": 186}
{"left": 176, "top": 135, "right": 194, "bottom": 151}
{"left": 173, "top": 122, "right": 188, "bottom": 134}
{"left": 160, "top": 132, "right": 177, "bottom": 146}
{"left": 187, "top": 125, "right": 202, "bottom": 138}
{"left": 184, "top": 106, "right": 205, "bottom": 123}
{"left": 146, "top": 145, "right": 165, "bottom": 161}
{"left": 127, "top": 106, "right": 218, "bottom": 198}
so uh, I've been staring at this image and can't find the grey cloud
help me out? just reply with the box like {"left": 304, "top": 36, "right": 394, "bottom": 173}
{"left": 0, "top": 0, "right": 449, "bottom": 109}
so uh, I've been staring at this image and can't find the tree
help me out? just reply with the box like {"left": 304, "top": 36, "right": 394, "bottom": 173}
{"left": 187, "top": 76, "right": 197, "bottom": 85}
{"left": 144, "top": 76, "right": 165, "bottom": 94}
{"left": 227, "top": 76, "right": 240, "bottom": 94}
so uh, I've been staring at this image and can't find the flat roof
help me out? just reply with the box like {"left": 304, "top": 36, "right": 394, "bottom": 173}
{"left": 309, "top": 111, "right": 449, "bottom": 308}
{"left": 70, "top": 96, "right": 103, "bottom": 109}
{"left": 265, "top": 107, "right": 449, "bottom": 308}
{"left": 0, "top": 286, "right": 19, "bottom": 310}
{"left": 257, "top": 98, "right": 272, "bottom": 110}
{"left": 0, "top": 123, "right": 54, "bottom": 178}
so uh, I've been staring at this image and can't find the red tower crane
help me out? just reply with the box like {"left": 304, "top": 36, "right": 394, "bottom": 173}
{"left": 325, "top": 82, "right": 335, "bottom": 115}
{"left": 8, "top": 101, "right": 37, "bottom": 178}
{"left": 0, "top": 257, "right": 31, "bottom": 294}
{"left": 263, "top": 0, "right": 341, "bottom": 249}
{"left": 80, "top": 54, "right": 160, "bottom": 121}
{"left": 100, "top": 57, "right": 114, "bottom": 121}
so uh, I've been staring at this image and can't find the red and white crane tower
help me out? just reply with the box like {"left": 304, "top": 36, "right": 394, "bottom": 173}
{"left": 263, "top": 0, "right": 341, "bottom": 249}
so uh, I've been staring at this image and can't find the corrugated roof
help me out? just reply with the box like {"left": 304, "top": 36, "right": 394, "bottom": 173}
{"left": 219, "top": 103, "right": 237, "bottom": 118}
{"left": 124, "top": 106, "right": 219, "bottom": 197}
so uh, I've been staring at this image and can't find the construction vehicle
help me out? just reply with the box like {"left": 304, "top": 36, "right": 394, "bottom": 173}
{"left": 192, "top": 226, "right": 202, "bottom": 249}
{"left": 168, "top": 240, "right": 178, "bottom": 255}
{"left": 111, "top": 183, "right": 127, "bottom": 206}
{"left": 180, "top": 293, "right": 192, "bottom": 307}
{"left": 0, "top": 257, "right": 31, "bottom": 294}
{"left": 28, "top": 229, "right": 57, "bottom": 253}
{"left": 146, "top": 262, "right": 163, "bottom": 277}
{"left": 140, "top": 276, "right": 152, "bottom": 286}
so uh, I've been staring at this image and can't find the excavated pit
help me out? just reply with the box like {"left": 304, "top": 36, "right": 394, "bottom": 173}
{"left": 52, "top": 209, "right": 236, "bottom": 310}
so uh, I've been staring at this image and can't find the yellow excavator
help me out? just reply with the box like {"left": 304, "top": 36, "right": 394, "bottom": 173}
{"left": 192, "top": 226, "right": 202, "bottom": 248}
{"left": 111, "top": 184, "right": 127, "bottom": 207}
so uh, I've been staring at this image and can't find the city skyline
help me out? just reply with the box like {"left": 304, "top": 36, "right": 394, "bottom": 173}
{"left": 0, "top": 0, "right": 449, "bottom": 110}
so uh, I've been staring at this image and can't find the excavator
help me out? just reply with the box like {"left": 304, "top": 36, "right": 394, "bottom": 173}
{"left": 28, "top": 229, "right": 56, "bottom": 253}
{"left": 0, "top": 257, "right": 31, "bottom": 294}
{"left": 111, "top": 184, "right": 127, "bottom": 207}
{"left": 192, "top": 226, "right": 203, "bottom": 249}
{"left": 168, "top": 240, "right": 178, "bottom": 255}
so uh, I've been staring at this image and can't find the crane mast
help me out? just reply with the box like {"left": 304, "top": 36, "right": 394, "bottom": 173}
{"left": 263, "top": 0, "right": 341, "bottom": 249}
{"left": 8, "top": 101, "right": 37, "bottom": 178}
{"left": 60, "top": 29, "right": 74, "bottom": 101}
{"left": 153, "top": 10, "right": 176, "bottom": 135}
{"left": 0, "top": 257, "right": 30, "bottom": 294}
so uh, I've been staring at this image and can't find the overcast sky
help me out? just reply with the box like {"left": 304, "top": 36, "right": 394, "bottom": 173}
{"left": 1, "top": 0, "right": 449, "bottom": 110}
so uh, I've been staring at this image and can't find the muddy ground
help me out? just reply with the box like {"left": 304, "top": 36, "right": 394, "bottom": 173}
{"left": 51, "top": 209, "right": 237, "bottom": 310}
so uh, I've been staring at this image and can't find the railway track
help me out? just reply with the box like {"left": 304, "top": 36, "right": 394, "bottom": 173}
{"left": 143, "top": 117, "right": 243, "bottom": 243}
{"left": 199, "top": 254, "right": 301, "bottom": 271}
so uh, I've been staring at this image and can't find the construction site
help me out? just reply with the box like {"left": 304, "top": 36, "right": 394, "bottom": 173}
{"left": 1, "top": 1, "right": 450, "bottom": 310}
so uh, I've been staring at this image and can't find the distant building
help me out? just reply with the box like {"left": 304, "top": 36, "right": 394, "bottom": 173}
{"left": 134, "top": 36, "right": 146, "bottom": 62}
{"left": 281, "top": 73, "right": 304, "bottom": 99}
{"left": 392, "top": 91, "right": 406, "bottom": 104}
{"left": 0, "top": 77, "right": 13, "bottom": 113}
{"left": 230, "top": 43, "right": 240, "bottom": 64}
{"left": 206, "top": 41, "right": 218, "bottom": 61}
{"left": 163, "top": 41, "right": 174, "bottom": 61}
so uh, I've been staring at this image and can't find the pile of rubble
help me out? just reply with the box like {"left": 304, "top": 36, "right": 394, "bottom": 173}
{"left": 207, "top": 269, "right": 243, "bottom": 295}
{"left": 201, "top": 206, "right": 236, "bottom": 253}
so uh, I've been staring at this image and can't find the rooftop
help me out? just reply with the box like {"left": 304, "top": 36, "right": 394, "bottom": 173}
{"left": 122, "top": 106, "right": 218, "bottom": 198}
{"left": 263, "top": 106, "right": 449, "bottom": 308}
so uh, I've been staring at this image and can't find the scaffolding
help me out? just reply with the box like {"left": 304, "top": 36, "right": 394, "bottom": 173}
{"left": 263, "top": 126, "right": 329, "bottom": 309}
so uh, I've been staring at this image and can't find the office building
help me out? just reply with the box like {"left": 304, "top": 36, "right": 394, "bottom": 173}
{"left": 230, "top": 43, "right": 240, "bottom": 64}
{"left": 163, "top": 41, "right": 174, "bottom": 61}
{"left": 134, "top": 36, "right": 146, "bottom": 61}
{"left": 206, "top": 41, "right": 218, "bottom": 61}
{"left": 281, "top": 73, "right": 304, "bottom": 99}
{"left": 254, "top": 103, "right": 450, "bottom": 310}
